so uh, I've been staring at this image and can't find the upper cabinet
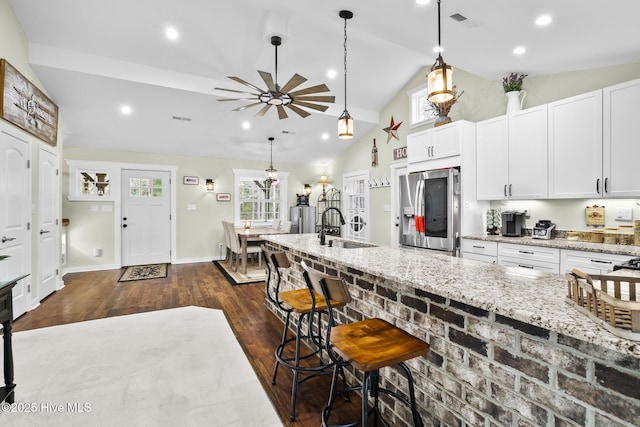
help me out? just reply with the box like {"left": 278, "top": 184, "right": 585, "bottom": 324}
{"left": 406, "top": 120, "right": 474, "bottom": 173}
{"left": 548, "top": 90, "right": 603, "bottom": 199}
{"left": 476, "top": 105, "right": 547, "bottom": 200}
{"left": 548, "top": 78, "right": 640, "bottom": 199}
{"left": 603, "top": 78, "right": 640, "bottom": 198}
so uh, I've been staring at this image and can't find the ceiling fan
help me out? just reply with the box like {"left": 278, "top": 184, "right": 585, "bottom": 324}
{"left": 215, "top": 35, "right": 335, "bottom": 120}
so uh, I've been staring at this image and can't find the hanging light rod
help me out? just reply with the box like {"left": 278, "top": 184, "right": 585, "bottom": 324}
{"left": 265, "top": 136, "right": 278, "bottom": 186}
{"left": 427, "top": 0, "right": 454, "bottom": 103}
{"left": 337, "top": 10, "right": 354, "bottom": 140}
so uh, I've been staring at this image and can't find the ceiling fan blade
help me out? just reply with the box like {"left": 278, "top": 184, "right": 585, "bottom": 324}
{"left": 286, "top": 104, "right": 311, "bottom": 118}
{"left": 255, "top": 104, "right": 272, "bottom": 117}
{"left": 227, "top": 76, "right": 265, "bottom": 93}
{"left": 258, "top": 71, "right": 276, "bottom": 92}
{"left": 293, "top": 95, "right": 335, "bottom": 103}
{"left": 288, "top": 83, "right": 331, "bottom": 97}
{"left": 292, "top": 100, "right": 330, "bottom": 112}
{"left": 276, "top": 105, "right": 288, "bottom": 120}
{"left": 214, "top": 87, "right": 261, "bottom": 96}
{"left": 217, "top": 97, "right": 258, "bottom": 102}
{"left": 280, "top": 73, "right": 308, "bottom": 94}
{"left": 232, "top": 102, "right": 262, "bottom": 111}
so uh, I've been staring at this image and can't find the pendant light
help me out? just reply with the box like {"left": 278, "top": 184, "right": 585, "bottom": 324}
{"left": 427, "top": 0, "right": 454, "bottom": 103}
{"left": 265, "top": 137, "right": 278, "bottom": 186}
{"left": 337, "top": 10, "right": 354, "bottom": 139}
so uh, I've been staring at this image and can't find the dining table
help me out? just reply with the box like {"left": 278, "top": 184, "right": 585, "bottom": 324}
{"left": 234, "top": 227, "right": 288, "bottom": 274}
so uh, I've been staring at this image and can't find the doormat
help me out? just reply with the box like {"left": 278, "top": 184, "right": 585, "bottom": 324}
{"left": 118, "top": 263, "right": 168, "bottom": 282}
{"left": 213, "top": 260, "right": 265, "bottom": 286}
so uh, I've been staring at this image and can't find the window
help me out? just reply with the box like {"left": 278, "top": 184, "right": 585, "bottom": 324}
{"left": 407, "top": 83, "right": 436, "bottom": 128}
{"left": 233, "top": 169, "right": 288, "bottom": 225}
{"left": 129, "top": 177, "right": 163, "bottom": 197}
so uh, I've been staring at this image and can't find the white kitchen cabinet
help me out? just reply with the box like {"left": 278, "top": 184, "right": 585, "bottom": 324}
{"left": 603, "top": 78, "right": 640, "bottom": 197}
{"left": 560, "top": 249, "right": 630, "bottom": 275}
{"left": 548, "top": 90, "right": 603, "bottom": 199}
{"left": 461, "top": 239, "right": 497, "bottom": 263}
{"left": 497, "top": 243, "right": 560, "bottom": 274}
{"left": 476, "top": 105, "right": 547, "bottom": 200}
{"left": 407, "top": 121, "right": 474, "bottom": 172}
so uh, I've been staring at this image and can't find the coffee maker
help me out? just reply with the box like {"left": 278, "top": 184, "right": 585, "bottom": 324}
{"left": 501, "top": 211, "right": 526, "bottom": 237}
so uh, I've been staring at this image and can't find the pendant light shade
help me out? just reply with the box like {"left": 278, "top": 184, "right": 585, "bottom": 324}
{"left": 338, "top": 10, "right": 354, "bottom": 140}
{"left": 265, "top": 137, "right": 278, "bottom": 185}
{"left": 427, "top": 0, "right": 454, "bottom": 103}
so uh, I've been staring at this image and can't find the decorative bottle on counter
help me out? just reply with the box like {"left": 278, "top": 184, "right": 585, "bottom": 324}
{"left": 371, "top": 138, "right": 378, "bottom": 167}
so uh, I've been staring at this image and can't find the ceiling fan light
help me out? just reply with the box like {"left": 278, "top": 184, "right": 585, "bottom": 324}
{"left": 427, "top": 58, "right": 454, "bottom": 103}
{"left": 337, "top": 110, "right": 353, "bottom": 139}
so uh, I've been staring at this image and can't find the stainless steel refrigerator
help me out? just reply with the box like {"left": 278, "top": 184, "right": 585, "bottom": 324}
{"left": 289, "top": 206, "right": 316, "bottom": 234}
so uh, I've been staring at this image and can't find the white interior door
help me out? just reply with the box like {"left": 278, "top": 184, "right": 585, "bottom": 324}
{"left": 342, "top": 170, "right": 370, "bottom": 242}
{"left": 121, "top": 169, "right": 171, "bottom": 266}
{"left": 38, "top": 147, "right": 59, "bottom": 299}
{"left": 0, "top": 128, "right": 31, "bottom": 318}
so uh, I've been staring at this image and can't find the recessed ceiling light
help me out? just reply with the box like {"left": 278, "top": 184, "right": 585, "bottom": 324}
{"left": 327, "top": 69, "right": 337, "bottom": 79}
{"left": 535, "top": 15, "right": 552, "bottom": 26}
{"left": 242, "top": 121, "right": 250, "bottom": 129}
{"left": 416, "top": 0, "right": 430, "bottom": 5}
{"left": 120, "top": 105, "right": 132, "bottom": 115}
{"left": 321, "top": 133, "right": 329, "bottom": 140}
{"left": 513, "top": 46, "right": 526, "bottom": 55}
{"left": 165, "top": 27, "right": 179, "bottom": 41}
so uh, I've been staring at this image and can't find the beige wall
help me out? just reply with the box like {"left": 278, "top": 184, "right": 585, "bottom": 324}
{"left": 63, "top": 147, "right": 324, "bottom": 270}
{"left": 331, "top": 63, "right": 640, "bottom": 245}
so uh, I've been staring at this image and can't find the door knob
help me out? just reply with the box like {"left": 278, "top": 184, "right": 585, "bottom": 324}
{"left": 39, "top": 230, "right": 50, "bottom": 235}
{"left": 122, "top": 224, "right": 128, "bottom": 228}
{"left": 2, "top": 236, "right": 16, "bottom": 243}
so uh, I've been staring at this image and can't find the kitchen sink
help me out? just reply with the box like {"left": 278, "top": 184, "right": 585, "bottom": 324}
{"left": 330, "top": 240, "right": 377, "bottom": 249}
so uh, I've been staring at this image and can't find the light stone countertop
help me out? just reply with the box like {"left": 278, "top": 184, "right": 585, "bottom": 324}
{"left": 262, "top": 233, "right": 640, "bottom": 358}
{"left": 463, "top": 234, "right": 640, "bottom": 257}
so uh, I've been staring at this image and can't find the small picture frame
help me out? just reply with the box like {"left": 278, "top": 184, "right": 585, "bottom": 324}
{"left": 216, "top": 193, "right": 231, "bottom": 202}
{"left": 183, "top": 176, "right": 199, "bottom": 185}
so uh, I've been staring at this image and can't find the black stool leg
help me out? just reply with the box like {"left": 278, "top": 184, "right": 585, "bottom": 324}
{"left": 397, "top": 362, "right": 424, "bottom": 427}
{"left": 289, "top": 312, "right": 306, "bottom": 421}
{"left": 272, "top": 310, "right": 292, "bottom": 384}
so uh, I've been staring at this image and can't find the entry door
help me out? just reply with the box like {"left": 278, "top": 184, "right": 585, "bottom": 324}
{"left": 0, "top": 129, "right": 31, "bottom": 318}
{"left": 121, "top": 169, "right": 171, "bottom": 266}
{"left": 38, "top": 147, "right": 59, "bottom": 299}
{"left": 343, "top": 170, "right": 370, "bottom": 242}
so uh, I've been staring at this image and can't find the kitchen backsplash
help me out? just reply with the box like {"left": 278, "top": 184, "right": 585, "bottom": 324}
{"left": 489, "top": 199, "right": 640, "bottom": 231}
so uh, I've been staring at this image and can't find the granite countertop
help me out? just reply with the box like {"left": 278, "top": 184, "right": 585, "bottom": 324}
{"left": 262, "top": 233, "right": 640, "bottom": 358}
{"left": 463, "top": 234, "right": 640, "bottom": 257}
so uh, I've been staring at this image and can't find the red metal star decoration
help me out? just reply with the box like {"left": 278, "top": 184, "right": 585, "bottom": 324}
{"left": 383, "top": 116, "right": 403, "bottom": 143}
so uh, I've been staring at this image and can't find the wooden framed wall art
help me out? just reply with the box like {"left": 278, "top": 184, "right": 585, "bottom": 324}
{"left": 1, "top": 59, "right": 59, "bottom": 146}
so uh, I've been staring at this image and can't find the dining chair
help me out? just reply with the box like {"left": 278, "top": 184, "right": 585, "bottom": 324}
{"left": 272, "top": 219, "right": 281, "bottom": 230}
{"left": 280, "top": 220, "right": 292, "bottom": 233}
{"left": 225, "top": 221, "right": 261, "bottom": 271}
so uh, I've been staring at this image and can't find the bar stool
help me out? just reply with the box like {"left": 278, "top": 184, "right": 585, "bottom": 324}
{"left": 262, "top": 246, "right": 344, "bottom": 421}
{"left": 301, "top": 261, "right": 430, "bottom": 427}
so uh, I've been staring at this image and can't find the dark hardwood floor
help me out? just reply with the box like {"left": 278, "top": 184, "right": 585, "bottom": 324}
{"left": 12, "top": 261, "right": 362, "bottom": 426}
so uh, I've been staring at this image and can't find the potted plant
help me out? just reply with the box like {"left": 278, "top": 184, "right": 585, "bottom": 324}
{"left": 502, "top": 73, "right": 527, "bottom": 114}
{"left": 428, "top": 86, "right": 464, "bottom": 127}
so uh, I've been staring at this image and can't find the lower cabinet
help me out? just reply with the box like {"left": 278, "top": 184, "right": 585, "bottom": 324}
{"left": 461, "top": 239, "right": 497, "bottom": 263}
{"left": 560, "top": 250, "right": 630, "bottom": 275}
{"left": 498, "top": 243, "right": 560, "bottom": 274}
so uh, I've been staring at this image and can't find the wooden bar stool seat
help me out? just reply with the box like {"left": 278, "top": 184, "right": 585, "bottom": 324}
{"left": 262, "top": 246, "right": 345, "bottom": 421}
{"left": 300, "top": 261, "right": 430, "bottom": 427}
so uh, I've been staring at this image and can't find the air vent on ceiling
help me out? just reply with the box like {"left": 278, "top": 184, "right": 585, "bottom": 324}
{"left": 281, "top": 130, "right": 296, "bottom": 135}
{"left": 449, "top": 12, "right": 467, "bottom": 22}
{"left": 172, "top": 116, "right": 192, "bottom": 122}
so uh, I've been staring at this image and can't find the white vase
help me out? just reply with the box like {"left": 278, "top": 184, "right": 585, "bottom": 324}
{"left": 505, "top": 90, "right": 526, "bottom": 114}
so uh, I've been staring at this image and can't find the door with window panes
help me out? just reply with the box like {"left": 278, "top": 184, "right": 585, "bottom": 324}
{"left": 238, "top": 177, "right": 280, "bottom": 225}
{"left": 121, "top": 169, "right": 171, "bottom": 266}
{"left": 343, "top": 170, "right": 370, "bottom": 242}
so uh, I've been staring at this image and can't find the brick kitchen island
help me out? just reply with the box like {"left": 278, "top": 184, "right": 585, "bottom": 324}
{"left": 262, "top": 234, "right": 639, "bottom": 427}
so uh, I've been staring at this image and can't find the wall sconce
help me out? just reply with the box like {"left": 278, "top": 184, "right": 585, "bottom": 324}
{"left": 304, "top": 183, "right": 312, "bottom": 196}
{"left": 319, "top": 174, "right": 329, "bottom": 201}
{"left": 205, "top": 179, "right": 215, "bottom": 192}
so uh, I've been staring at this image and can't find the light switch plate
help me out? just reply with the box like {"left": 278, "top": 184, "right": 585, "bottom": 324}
{"left": 187, "top": 204, "right": 196, "bottom": 211}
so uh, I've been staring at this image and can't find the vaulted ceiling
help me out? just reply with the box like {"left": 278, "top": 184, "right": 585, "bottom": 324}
{"left": 9, "top": 0, "right": 640, "bottom": 166}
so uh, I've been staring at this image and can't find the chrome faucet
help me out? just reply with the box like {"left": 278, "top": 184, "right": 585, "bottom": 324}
{"left": 320, "top": 207, "right": 346, "bottom": 245}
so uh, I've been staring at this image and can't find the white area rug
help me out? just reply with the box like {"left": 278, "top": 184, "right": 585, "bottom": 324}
{"left": 1, "top": 306, "right": 283, "bottom": 426}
